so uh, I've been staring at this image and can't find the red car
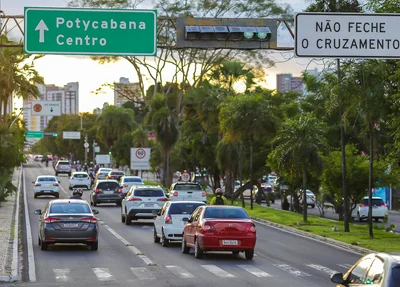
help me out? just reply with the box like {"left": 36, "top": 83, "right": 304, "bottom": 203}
{"left": 181, "top": 205, "right": 256, "bottom": 259}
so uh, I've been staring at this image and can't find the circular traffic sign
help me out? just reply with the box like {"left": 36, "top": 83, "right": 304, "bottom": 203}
{"left": 84, "top": 143, "right": 89, "bottom": 148}
{"left": 181, "top": 172, "right": 190, "bottom": 182}
{"left": 135, "top": 148, "right": 146, "bottom": 159}
{"left": 33, "top": 103, "right": 42, "bottom": 113}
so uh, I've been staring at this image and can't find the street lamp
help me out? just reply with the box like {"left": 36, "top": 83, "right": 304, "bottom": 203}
{"left": 10, "top": 108, "right": 25, "bottom": 128}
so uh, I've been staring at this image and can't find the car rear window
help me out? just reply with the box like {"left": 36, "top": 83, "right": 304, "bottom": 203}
{"left": 174, "top": 184, "right": 202, "bottom": 191}
{"left": 133, "top": 189, "right": 164, "bottom": 197}
{"left": 38, "top": 177, "right": 56, "bottom": 182}
{"left": 50, "top": 203, "right": 91, "bottom": 213}
{"left": 262, "top": 186, "right": 272, "bottom": 192}
{"left": 58, "top": 161, "right": 70, "bottom": 165}
{"left": 169, "top": 203, "right": 205, "bottom": 215}
{"left": 362, "top": 198, "right": 385, "bottom": 205}
{"left": 97, "top": 182, "right": 119, "bottom": 190}
{"left": 111, "top": 172, "right": 124, "bottom": 175}
{"left": 74, "top": 174, "right": 88, "bottom": 178}
{"left": 124, "top": 178, "right": 143, "bottom": 183}
{"left": 204, "top": 208, "right": 250, "bottom": 219}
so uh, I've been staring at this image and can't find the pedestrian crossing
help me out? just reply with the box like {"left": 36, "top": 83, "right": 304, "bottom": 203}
{"left": 49, "top": 262, "right": 350, "bottom": 283}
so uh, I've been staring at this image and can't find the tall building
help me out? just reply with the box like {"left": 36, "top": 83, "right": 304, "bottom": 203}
{"left": 276, "top": 74, "right": 304, "bottom": 94}
{"left": 114, "top": 77, "right": 140, "bottom": 107}
{"left": 23, "top": 82, "right": 79, "bottom": 131}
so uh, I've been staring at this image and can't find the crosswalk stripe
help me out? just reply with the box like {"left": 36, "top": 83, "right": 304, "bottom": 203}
{"left": 201, "top": 265, "right": 235, "bottom": 278}
{"left": 166, "top": 265, "right": 196, "bottom": 278}
{"left": 130, "top": 267, "right": 156, "bottom": 280}
{"left": 237, "top": 265, "right": 273, "bottom": 277}
{"left": 53, "top": 269, "right": 70, "bottom": 282}
{"left": 273, "top": 264, "right": 311, "bottom": 277}
{"left": 337, "top": 264, "right": 352, "bottom": 269}
{"left": 92, "top": 268, "right": 115, "bottom": 281}
{"left": 307, "top": 264, "right": 338, "bottom": 275}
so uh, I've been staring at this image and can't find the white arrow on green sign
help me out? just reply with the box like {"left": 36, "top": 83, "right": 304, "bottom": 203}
{"left": 24, "top": 7, "right": 157, "bottom": 56}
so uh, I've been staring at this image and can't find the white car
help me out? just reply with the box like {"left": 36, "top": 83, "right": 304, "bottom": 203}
{"left": 352, "top": 196, "right": 388, "bottom": 222}
{"left": 33, "top": 175, "right": 60, "bottom": 198}
{"left": 286, "top": 189, "right": 316, "bottom": 208}
{"left": 119, "top": 176, "right": 144, "bottom": 195}
{"left": 69, "top": 172, "right": 91, "bottom": 190}
{"left": 121, "top": 185, "right": 168, "bottom": 225}
{"left": 153, "top": 201, "right": 206, "bottom": 247}
{"left": 96, "top": 168, "right": 113, "bottom": 180}
{"left": 168, "top": 182, "right": 207, "bottom": 202}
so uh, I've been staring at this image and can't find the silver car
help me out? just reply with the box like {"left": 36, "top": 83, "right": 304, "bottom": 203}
{"left": 55, "top": 160, "right": 72, "bottom": 176}
{"left": 33, "top": 175, "right": 60, "bottom": 198}
{"left": 119, "top": 176, "right": 144, "bottom": 195}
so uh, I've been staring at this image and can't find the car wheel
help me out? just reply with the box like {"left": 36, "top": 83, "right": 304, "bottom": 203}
{"left": 311, "top": 205, "right": 315, "bottom": 208}
{"left": 68, "top": 173, "right": 71, "bottom": 177}
{"left": 93, "top": 199, "right": 97, "bottom": 207}
{"left": 358, "top": 212, "right": 363, "bottom": 222}
{"left": 232, "top": 251, "right": 240, "bottom": 255}
{"left": 245, "top": 249, "right": 254, "bottom": 260}
{"left": 40, "top": 241, "right": 48, "bottom": 251}
{"left": 55, "top": 194, "right": 59, "bottom": 199}
{"left": 121, "top": 214, "right": 125, "bottom": 223}
{"left": 38, "top": 235, "right": 41, "bottom": 246}
{"left": 116, "top": 201, "right": 122, "bottom": 207}
{"left": 69, "top": 186, "right": 72, "bottom": 190}
{"left": 34, "top": 194, "right": 37, "bottom": 199}
{"left": 55, "top": 172, "right": 58, "bottom": 176}
{"left": 161, "top": 230, "right": 169, "bottom": 247}
{"left": 374, "top": 218, "right": 379, "bottom": 222}
{"left": 125, "top": 214, "right": 131, "bottom": 225}
{"left": 90, "top": 241, "right": 98, "bottom": 251}
{"left": 153, "top": 228, "right": 160, "bottom": 243}
{"left": 181, "top": 235, "right": 190, "bottom": 254}
{"left": 194, "top": 238, "right": 203, "bottom": 259}
{"left": 271, "top": 200, "right": 275, "bottom": 204}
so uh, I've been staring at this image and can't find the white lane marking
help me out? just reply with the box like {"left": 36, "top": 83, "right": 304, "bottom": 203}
{"left": 92, "top": 268, "right": 114, "bottom": 281}
{"left": 337, "top": 264, "right": 353, "bottom": 269}
{"left": 307, "top": 264, "right": 339, "bottom": 275}
{"left": 166, "top": 265, "right": 196, "bottom": 279}
{"left": 101, "top": 224, "right": 130, "bottom": 245}
{"left": 23, "top": 169, "right": 36, "bottom": 282}
{"left": 53, "top": 269, "right": 70, "bottom": 282}
{"left": 273, "top": 264, "right": 311, "bottom": 277}
{"left": 237, "top": 265, "right": 273, "bottom": 277}
{"left": 138, "top": 254, "right": 156, "bottom": 266}
{"left": 130, "top": 267, "right": 156, "bottom": 280}
{"left": 201, "top": 265, "right": 236, "bottom": 278}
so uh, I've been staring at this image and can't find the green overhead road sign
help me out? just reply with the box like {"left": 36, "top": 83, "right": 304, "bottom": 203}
{"left": 24, "top": 7, "right": 157, "bottom": 56}
{"left": 26, "top": 131, "right": 43, "bottom": 139}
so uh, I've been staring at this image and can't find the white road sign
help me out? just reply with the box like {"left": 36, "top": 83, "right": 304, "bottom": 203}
{"left": 131, "top": 148, "right": 151, "bottom": 170}
{"left": 31, "top": 100, "right": 61, "bottom": 116}
{"left": 96, "top": 154, "right": 111, "bottom": 164}
{"left": 181, "top": 172, "right": 190, "bottom": 182}
{"left": 63, "top": 131, "right": 81, "bottom": 140}
{"left": 295, "top": 13, "right": 400, "bottom": 58}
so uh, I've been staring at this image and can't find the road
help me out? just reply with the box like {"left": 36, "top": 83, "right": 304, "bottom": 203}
{"left": 18, "top": 162, "right": 362, "bottom": 287}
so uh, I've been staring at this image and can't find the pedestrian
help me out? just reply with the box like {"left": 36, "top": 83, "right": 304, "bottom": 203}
{"left": 210, "top": 188, "right": 227, "bottom": 205}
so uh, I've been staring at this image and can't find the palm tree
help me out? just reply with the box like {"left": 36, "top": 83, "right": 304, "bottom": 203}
{"left": 270, "top": 115, "right": 327, "bottom": 221}
{"left": 132, "top": 126, "right": 150, "bottom": 147}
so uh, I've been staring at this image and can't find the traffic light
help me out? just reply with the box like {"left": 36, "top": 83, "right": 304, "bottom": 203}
{"left": 177, "top": 18, "right": 277, "bottom": 50}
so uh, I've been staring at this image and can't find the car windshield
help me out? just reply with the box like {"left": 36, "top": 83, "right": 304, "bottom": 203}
{"left": 38, "top": 177, "right": 56, "bottom": 182}
{"left": 50, "top": 203, "right": 91, "bottom": 213}
{"left": 204, "top": 208, "right": 250, "bottom": 219}
{"left": 97, "top": 182, "right": 119, "bottom": 189}
{"left": 174, "top": 184, "right": 201, "bottom": 191}
{"left": 169, "top": 203, "right": 205, "bottom": 215}
{"left": 74, "top": 174, "right": 88, "bottom": 178}
{"left": 362, "top": 198, "right": 385, "bottom": 206}
{"left": 124, "top": 178, "right": 143, "bottom": 183}
{"left": 133, "top": 189, "right": 164, "bottom": 197}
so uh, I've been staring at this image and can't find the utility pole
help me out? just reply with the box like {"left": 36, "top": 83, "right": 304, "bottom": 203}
{"left": 84, "top": 133, "right": 88, "bottom": 164}
{"left": 92, "top": 140, "right": 98, "bottom": 163}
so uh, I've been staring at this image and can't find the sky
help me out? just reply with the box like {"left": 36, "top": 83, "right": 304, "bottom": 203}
{"left": 2, "top": 0, "right": 317, "bottom": 112}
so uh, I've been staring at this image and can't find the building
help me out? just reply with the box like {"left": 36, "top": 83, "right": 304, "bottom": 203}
{"left": 23, "top": 82, "right": 79, "bottom": 131}
{"left": 93, "top": 102, "right": 110, "bottom": 115}
{"left": 276, "top": 73, "right": 304, "bottom": 94}
{"left": 113, "top": 77, "right": 140, "bottom": 107}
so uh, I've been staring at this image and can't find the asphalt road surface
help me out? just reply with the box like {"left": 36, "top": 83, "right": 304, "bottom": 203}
{"left": 17, "top": 162, "right": 362, "bottom": 287}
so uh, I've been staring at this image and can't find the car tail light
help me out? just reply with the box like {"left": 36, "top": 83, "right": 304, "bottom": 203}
{"left": 165, "top": 215, "right": 172, "bottom": 224}
{"left": 53, "top": 183, "right": 59, "bottom": 186}
{"left": 381, "top": 203, "right": 387, "bottom": 207}
{"left": 201, "top": 191, "right": 206, "bottom": 197}
{"left": 173, "top": 191, "right": 178, "bottom": 196}
{"left": 35, "top": 183, "right": 41, "bottom": 187}
{"left": 95, "top": 188, "right": 100, "bottom": 193}
{"left": 202, "top": 223, "right": 216, "bottom": 233}
{"left": 86, "top": 237, "right": 97, "bottom": 241}
{"left": 360, "top": 203, "right": 367, "bottom": 207}
{"left": 82, "top": 217, "right": 97, "bottom": 223}
{"left": 69, "top": 165, "right": 72, "bottom": 168}
{"left": 117, "top": 188, "right": 122, "bottom": 193}
{"left": 157, "top": 198, "right": 168, "bottom": 201}
{"left": 128, "top": 197, "right": 142, "bottom": 201}
{"left": 245, "top": 224, "right": 256, "bottom": 233}
{"left": 44, "top": 217, "right": 61, "bottom": 223}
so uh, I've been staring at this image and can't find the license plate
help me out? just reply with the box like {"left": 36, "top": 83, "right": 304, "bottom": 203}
{"left": 44, "top": 190, "right": 52, "bottom": 193}
{"left": 63, "top": 223, "right": 78, "bottom": 228}
{"left": 222, "top": 240, "right": 238, "bottom": 246}
{"left": 104, "top": 190, "right": 114, "bottom": 195}
{"left": 144, "top": 204, "right": 154, "bottom": 207}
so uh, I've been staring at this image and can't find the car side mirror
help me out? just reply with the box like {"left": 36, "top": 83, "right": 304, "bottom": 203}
{"left": 330, "top": 273, "right": 345, "bottom": 284}
{"left": 32, "top": 181, "right": 35, "bottom": 184}
{"left": 34, "top": 209, "right": 41, "bottom": 215}
{"left": 92, "top": 209, "right": 99, "bottom": 215}
{"left": 182, "top": 217, "right": 189, "bottom": 222}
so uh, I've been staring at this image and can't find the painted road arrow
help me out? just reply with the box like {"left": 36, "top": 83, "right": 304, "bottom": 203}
{"left": 35, "top": 19, "right": 49, "bottom": 43}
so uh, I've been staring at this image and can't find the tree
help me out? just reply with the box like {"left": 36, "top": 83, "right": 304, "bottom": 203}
{"left": 269, "top": 115, "right": 327, "bottom": 221}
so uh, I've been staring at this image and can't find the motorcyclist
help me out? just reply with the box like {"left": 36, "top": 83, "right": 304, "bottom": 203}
{"left": 76, "top": 162, "right": 82, "bottom": 171}
{"left": 210, "top": 188, "right": 227, "bottom": 205}
{"left": 88, "top": 168, "right": 95, "bottom": 187}
{"left": 70, "top": 189, "right": 83, "bottom": 199}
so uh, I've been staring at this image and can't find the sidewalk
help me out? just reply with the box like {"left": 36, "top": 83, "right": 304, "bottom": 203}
{"left": 0, "top": 167, "right": 21, "bottom": 282}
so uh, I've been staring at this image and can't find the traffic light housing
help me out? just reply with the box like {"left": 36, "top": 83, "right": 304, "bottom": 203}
{"left": 177, "top": 18, "right": 277, "bottom": 49}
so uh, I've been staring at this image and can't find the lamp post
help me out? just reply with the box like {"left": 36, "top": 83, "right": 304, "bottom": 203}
{"left": 9, "top": 108, "right": 25, "bottom": 128}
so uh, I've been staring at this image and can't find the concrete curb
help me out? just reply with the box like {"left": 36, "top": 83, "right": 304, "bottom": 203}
{"left": 251, "top": 216, "right": 374, "bottom": 256}
{"left": 0, "top": 166, "right": 22, "bottom": 282}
